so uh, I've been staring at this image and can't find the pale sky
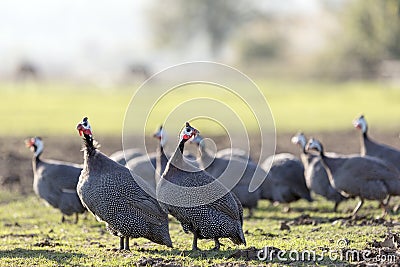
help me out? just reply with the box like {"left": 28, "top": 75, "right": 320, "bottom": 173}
{"left": 0, "top": 0, "right": 329, "bottom": 80}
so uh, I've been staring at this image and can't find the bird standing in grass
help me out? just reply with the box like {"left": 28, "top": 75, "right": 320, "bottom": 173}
{"left": 307, "top": 138, "right": 400, "bottom": 217}
{"left": 76, "top": 117, "right": 172, "bottom": 250}
{"left": 260, "top": 152, "right": 313, "bottom": 212}
{"left": 26, "top": 137, "right": 85, "bottom": 223}
{"left": 157, "top": 122, "right": 246, "bottom": 251}
{"left": 353, "top": 115, "right": 400, "bottom": 172}
{"left": 292, "top": 132, "right": 347, "bottom": 212}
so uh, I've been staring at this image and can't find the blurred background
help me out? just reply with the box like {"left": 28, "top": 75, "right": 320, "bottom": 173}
{"left": 1, "top": 0, "right": 400, "bottom": 192}
{"left": 2, "top": 0, "right": 400, "bottom": 83}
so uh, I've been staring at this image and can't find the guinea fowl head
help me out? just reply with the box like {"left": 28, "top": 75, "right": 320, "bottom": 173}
{"left": 179, "top": 122, "right": 199, "bottom": 144}
{"left": 306, "top": 138, "right": 324, "bottom": 155}
{"left": 353, "top": 115, "right": 368, "bottom": 134}
{"left": 25, "top": 137, "right": 43, "bottom": 157}
{"left": 172, "top": 122, "right": 199, "bottom": 159}
{"left": 153, "top": 125, "right": 167, "bottom": 147}
{"left": 76, "top": 117, "right": 94, "bottom": 147}
{"left": 76, "top": 117, "right": 92, "bottom": 137}
{"left": 291, "top": 132, "right": 307, "bottom": 149}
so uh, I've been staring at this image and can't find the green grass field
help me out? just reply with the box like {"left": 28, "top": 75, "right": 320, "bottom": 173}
{"left": 1, "top": 190, "right": 398, "bottom": 266}
{"left": 2, "top": 79, "right": 400, "bottom": 266}
{"left": 2, "top": 80, "right": 400, "bottom": 137}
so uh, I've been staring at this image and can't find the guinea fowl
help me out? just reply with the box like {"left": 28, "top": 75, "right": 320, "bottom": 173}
{"left": 306, "top": 138, "right": 400, "bottom": 216}
{"left": 109, "top": 148, "right": 143, "bottom": 166}
{"left": 157, "top": 122, "right": 246, "bottom": 251}
{"left": 154, "top": 126, "right": 169, "bottom": 184}
{"left": 25, "top": 137, "right": 85, "bottom": 223}
{"left": 191, "top": 134, "right": 263, "bottom": 217}
{"left": 291, "top": 133, "right": 347, "bottom": 212}
{"left": 216, "top": 148, "right": 252, "bottom": 162}
{"left": 126, "top": 127, "right": 169, "bottom": 189}
{"left": 76, "top": 117, "right": 172, "bottom": 250}
{"left": 353, "top": 115, "right": 400, "bottom": 172}
{"left": 260, "top": 153, "right": 313, "bottom": 211}
{"left": 126, "top": 152, "right": 157, "bottom": 188}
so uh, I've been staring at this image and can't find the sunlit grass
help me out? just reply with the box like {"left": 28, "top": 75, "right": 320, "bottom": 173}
{"left": 2, "top": 80, "right": 400, "bottom": 137}
{"left": 0, "top": 191, "right": 398, "bottom": 266}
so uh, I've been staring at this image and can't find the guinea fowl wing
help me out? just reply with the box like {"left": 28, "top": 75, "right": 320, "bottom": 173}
{"left": 100, "top": 153, "right": 167, "bottom": 226}
{"left": 164, "top": 169, "right": 241, "bottom": 221}
{"left": 336, "top": 157, "right": 397, "bottom": 181}
{"left": 41, "top": 160, "right": 82, "bottom": 190}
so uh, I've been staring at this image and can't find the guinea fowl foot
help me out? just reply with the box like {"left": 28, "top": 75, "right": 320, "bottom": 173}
{"left": 211, "top": 239, "right": 221, "bottom": 251}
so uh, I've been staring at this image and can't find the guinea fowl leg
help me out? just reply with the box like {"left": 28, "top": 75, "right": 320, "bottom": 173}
{"left": 380, "top": 201, "right": 388, "bottom": 218}
{"left": 384, "top": 196, "right": 391, "bottom": 206}
{"left": 83, "top": 210, "right": 88, "bottom": 220}
{"left": 333, "top": 202, "right": 340, "bottom": 213}
{"left": 74, "top": 213, "right": 79, "bottom": 224}
{"left": 124, "top": 237, "right": 130, "bottom": 251}
{"left": 119, "top": 237, "right": 124, "bottom": 250}
{"left": 282, "top": 204, "right": 290, "bottom": 213}
{"left": 351, "top": 199, "right": 364, "bottom": 217}
{"left": 61, "top": 215, "right": 65, "bottom": 223}
{"left": 211, "top": 238, "right": 220, "bottom": 251}
{"left": 192, "top": 232, "right": 199, "bottom": 251}
{"left": 248, "top": 208, "right": 253, "bottom": 218}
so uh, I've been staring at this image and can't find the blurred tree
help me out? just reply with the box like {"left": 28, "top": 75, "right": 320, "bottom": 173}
{"left": 234, "top": 17, "right": 286, "bottom": 63}
{"left": 147, "top": 0, "right": 259, "bottom": 58}
{"left": 317, "top": 0, "right": 400, "bottom": 80}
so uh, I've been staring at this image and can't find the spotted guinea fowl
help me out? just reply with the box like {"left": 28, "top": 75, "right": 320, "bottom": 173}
{"left": 25, "top": 137, "right": 85, "bottom": 223}
{"left": 191, "top": 134, "right": 262, "bottom": 217}
{"left": 126, "top": 126, "right": 169, "bottom": 189}
{"left": 260, "top": 152, "right": 313, "bottom": 211}
{"left": 109, "top": 148, "right": 143, "bottom": 166}
{"left": 306, "top": 138, "right": 400, "bottom": 216}
{"left": 157, "top": 122, "right": 246, "bottom": 251}
{"left": 291, "top": 133, "right": 347, "bottom": 212}
{"left": 76, "top": 117, "right": 172, "bottom": 250}
{"left": 353, "top": 115, "right": 400, "bottom": 172}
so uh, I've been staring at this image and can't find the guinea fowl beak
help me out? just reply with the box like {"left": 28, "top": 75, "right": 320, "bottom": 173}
{"left": 352, "top": 120, "right": 361, "bottom": 129}
{"left": 291, "top": 136, "right": 298, "bottom": 144}
{"left": 77, "top": 124, "right": 84, "bottom": 136}
{"left": 24, "top": 138, "right": 35, "bottom": 147}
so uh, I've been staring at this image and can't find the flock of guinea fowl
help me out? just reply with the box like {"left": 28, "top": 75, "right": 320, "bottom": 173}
{"left": 23, "top": 114, "right": 400, "bottom": 251}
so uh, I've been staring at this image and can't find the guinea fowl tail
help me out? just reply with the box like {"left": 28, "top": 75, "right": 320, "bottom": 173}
{"left": 160, "top": 231, "right": 173, "bottom": 248}
{"left": 150, "top": 222, "right": 173, "bottom": 248}
{"left": 231, "top": 226, "right": 246, "bottom": 246}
